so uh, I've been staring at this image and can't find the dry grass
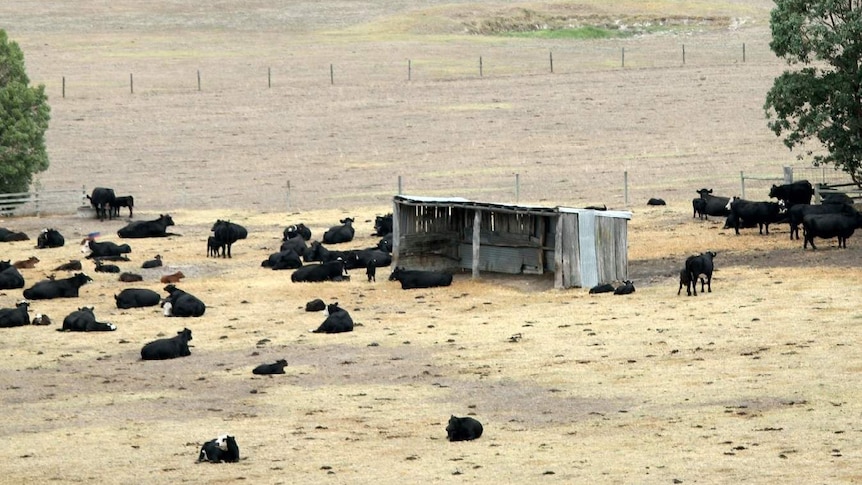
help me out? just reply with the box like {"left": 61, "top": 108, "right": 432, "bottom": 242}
{"left": 1, "top": 1, "right": 862, "bottom": 484}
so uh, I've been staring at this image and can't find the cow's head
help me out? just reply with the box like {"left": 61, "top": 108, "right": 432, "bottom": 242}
{"left": 73, "top": 273, "right": 93, "bottom": 285}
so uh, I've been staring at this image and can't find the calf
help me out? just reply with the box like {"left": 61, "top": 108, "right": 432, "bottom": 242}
{"left": 446, "top": 415, "right": 483, "bottom": 442}
{"left": 322, "top": 217, "right": 355, "bottom": 244}
{"left": 305, "top": 299, "right": 326, "bottom": 312}
{"left": 0, "top": 301, "right": 30, "bottom": 328}
{"left": 388, "top": 266, "right": 452, "bottom": 289}
{"left": 0, "top": 227, "right": 28, "bottom": 242}
{"left": 160, "top": 271, "right": 185, "bottom": 284}
{"left": 23, "top": 273, "right": 92, "bottom": 300}
{"left": 284, "top": 223, "right": 311, "bottom": 241}
{"left": 647, "top": 198, "right": 666, "bottom": 206}
{"left": 162, "top": 284, "right": 206, "bottom": 317}
{"left": 291, "top": 259, "right": 349, "bottom": 283}
{"left": 36, "top": 228, "right": 64, "bottom": 248}
{"left": 366, "top": 259, "right": 377, "bottom": 282}
{"left": 684, "top": 251, "right": 716, "bottom": 296}
{"left": 677, "top": 269, "right": 705, "bottom": 296}
{"left": 141, "top": 255, "right": 162, "bottom": 269}
{"left": 119, "top": 272, "right": 143, "bottom": 282}
{"left": 211, "top": 220, "right": 248, "bottom": 258}
{"left": 373, "top": 213, "right": 393, "bottom": 237}
{"left": 206, "top": 236, "right": 222, "bottom": 258}
{"left": 141, "top": 328, "right": 193, "bottom": 360}
{"left": 58, "top": 307, "right": 116, "bottom": 332}
{"left": 111, "top": 195, "right": 134, "bottom": 218}
{"left": 31, "top": 313, "right": 51, "bottom": 326}
{"left": 311, "top": 302, "right": 354, "bottom": 334}
{"left": 261, "top": 248, "right": 302, "bottom": 270}
{"left": 588, "top": 283, "right": 615, "bottom": 294}
{"left": 115, "top": 288, "right": 161, "bottom": 309}
{"left": 613, "top": 280, "right": 635, "bottom": 295}
{"left": 53, "top": 260, "right": 82, "bottom": 271}
{"left": 252, "top": 359, "right": 288, "bottom": 375}
{"left": 13, "top": 256, "right": 39, "bottom": 269}
{"left": 0, "top": 266, "right": 25, "bottom": 290}
{"left": 94, "top": 260, "right": 120, "bottom": 273}
{"left": 197, "top": 435, "right": 240, "bottom": 464}
{"left": 694, "top": 188, "right": 731, "bottom": 220}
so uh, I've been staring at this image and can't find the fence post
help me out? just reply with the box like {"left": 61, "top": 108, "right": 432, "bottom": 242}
{"left": 740, "top": 171, "right": 745, "bottom": 199}
{"left": 742, "top": 43, "right": 746, "bottom": 63}
{"left": 286, "top": 180, "right": 290, "bottom": 210}
{"left": 479, "top": 56, "right": 483, "bottom": 77}
{"left": 783, "top": 166, "right": 793, "bottom": 184}
{"left": 682, "top": 44, "right": 685, "bottom": 65}
{"left": 398, "top": 175, "right": 402, "bottom": 195}
{"left": 515, "top": 173, "right": 520, "bottom": 203}
{"left": 330, "top": 64, "right": 334, "bottom": 85}
{"left": 624, "top": 171, "right": 629, "bottom": 206}
{"left": 549, "top": 51, "right": 554, "bottom": 73}
{"left": 197, "top": 70, "right": 201, "bottom": 91}
{"left": 621, "top": 47, "right": 625, "bottom": 68}
{"left": 62, "top": 76, "right": 65, "bottom": 98}
{"left": 408, "top": 60, "right": 411, "bottom": 81}
{"left": 130, "top": 73, "right": 134, "bottom": 94}
{"left": 268, "top": 67, "right": 271, "bottom": 88}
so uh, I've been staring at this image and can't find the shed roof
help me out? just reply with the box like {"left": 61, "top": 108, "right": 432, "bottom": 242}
{"left": 394, "top": 195, "right": 632, "bottom": 219}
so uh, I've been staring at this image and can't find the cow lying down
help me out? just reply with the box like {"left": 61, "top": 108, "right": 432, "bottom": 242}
{"left": 311, "top": 302, "right": 353, "bottom": 334}
{"left": 58, "top": 307, "right": 116, "bottom": 332}
{"left": 197, "top": 435, "right": 240, "bottom": 463}
{"left": 388, "top": 267, "right": 452, "bottom": 289}
{"left": 141, "top": 328, "right": 192, "bottom": 360}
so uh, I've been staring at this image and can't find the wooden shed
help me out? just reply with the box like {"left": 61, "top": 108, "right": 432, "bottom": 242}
{"left": 391, "top": 195, "right": 632, "bottom": 289}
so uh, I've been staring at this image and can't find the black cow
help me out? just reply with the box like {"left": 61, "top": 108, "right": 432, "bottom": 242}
{"left": 58, "top": 307, "right": 116, "bottom": 332}
{"left": 647, "top": 198, "right": 666, "bottom": 206}
{"left": 0, "top": 301, "right": 30, "bottom": 328}
{"left": 23, "top": 273, "right": 92, "bottom": 299}
{"left": 115, "top": 288, "right": 161, "bottom": 309}
{"left": 694, "top": 188, "right": 731, "bottom": 220}
{"left": 211, "top": 220, "right": 248, "bottom": 258}
{"left": 305, "top": 299, "right": 326, "bottom": 312}
{"left": 82, "top": 239, "right": 132, "bottom": 259}
{"left": 252, "top": 359, "right": 288, "bottom": 375}
{"left": 261, "top": 248, "right": 303, "bottom": 270}
{"left": 162, "top": 284, "right": 206, "bottom": 317}
{"left": 373, "top": 214, "right": 393, "bottom": 236}
{"left": 284, "top": 223, "right": 311, "bottom": 241}
{"left": 377, "top": 233, "right": 393, "bottom": 253}
{"left": 344, "top": 249, "right": 392, "bottom": 271}
{"left": 36, "top": 228, "right": 64, "bottom": 248}
{"left": 769, "top": 180, "right": 813, "bottom": 208}
{"left": 388, "top": 267, "right": 452, "bottom": 289}
{"left": 446, "top": 415, "right": 483, "bottom": 442}
{"left": 206, "top": 236, "right": 222, "bottom": 258}
{"left": 588, "top": 283, "right": 615, "bottom": 294}
{"left": 802, "top": 212, "right": 862, "bottom": 249}
{"left": 0, "top": 266, "right": 25, "bottom": 290}
{"left": 94, "top": 260, "right": 120, "bottom": 273}
{"left": 303, "top": 241, "right": 349, "bottom": 264}
{"left": 117, "top": 214, "right": 176, "bottom": 238}
{"left": 141, "top": 328, "right": 193, "bottom": 360}
{"left": 53, "top": 260, "right": 82, "bottom": 271}
{"left": 291, "top": 259, "right": 349, "bottom": 283}
{"left": 197, "top": 435, "right": 240, "bottom": 464}
{"left": 0, "top": 260, "right": 9, "bottom": 271}
{"left": 87, "top": 187, "right": 115, "bottom": 221}
{"left": 787, "top": 202, "right": 857, "bottom": 240}
{"left": 322, "top": 217, "right": 355, "bottom": 244}
{"left": 726, "top": 198, "right": 782, "bottom": 235}
{"left": 280, "top": 235, "right": 308, "bottom": 255}
{"left": 119, "top": 272, "right": 144, "bottom": 282}
{"left": 312, "top": 302, "right": 354, "bottom": 334}
{"left": 366, "top": 260, "right": 377, "bottom": 282}
{"left": 0, "top": 227, "right": 28, "bottom": 242}
{"left": 613, "top": 280, "right": 635, "bottom": 295}
{"left": 142, "top": 255, "right": 163, "bottom": 268}
{"left": 683, "top": 251, "right": 716, "bottom": 296}
{"left": 677, "top": 268, "right": 705, "bottom": 296}
{"left": 111, "top": 195, "right": 134, "bottom": 218}
{"left": 691, "top": 198, "right": 707, "bottom": 219}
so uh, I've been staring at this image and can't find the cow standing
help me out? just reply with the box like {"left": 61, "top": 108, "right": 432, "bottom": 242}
{"left": 683, "top": 251, "right": 716, "bottom": 296}
{"left": 87, "top": 187, "right": 116, "bottom": 221}
{"left": 211, "top": 220, "right": 247, "bottom": 258}
{"left": 769, "top": 180, "right": 814, "bottom": 208}
{"left": 726, "top": 198, "right": 782, "bottom": 235}
{"left": 693, "top": 188, "right": 731, "bottom": 220}
{"left": 802, "top": 212, "right": 862, "bottom": 249}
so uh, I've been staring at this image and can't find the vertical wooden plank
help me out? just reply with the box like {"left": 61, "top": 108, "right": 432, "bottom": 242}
{"left": 392, "top": 200, "right": 401, "bottom": 268}
{"left": 554, "top": 215, "right": 564, "bottom": 289}
{"left": 472, "top": 210, "right": 481, "bottom": 279}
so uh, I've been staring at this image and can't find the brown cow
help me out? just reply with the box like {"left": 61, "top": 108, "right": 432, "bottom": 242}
{"left": 160, "top": 271, "right": 185, "bottom": 284}
{"left": 13, "top": 256, "right": 39, "bottom": 269}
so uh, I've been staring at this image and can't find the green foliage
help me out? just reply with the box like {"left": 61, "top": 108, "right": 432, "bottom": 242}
{"left": 504, "top": 26, "right": 629, "bottom": 40}
{"left": 0, "top": 29, "right": 50, "bottom": 194}
{"left": 764, "top": 0, "right": 862, "bottom": 184}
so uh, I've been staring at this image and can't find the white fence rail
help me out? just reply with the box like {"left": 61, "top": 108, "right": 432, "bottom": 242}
{"left": 0, "top": 188, "right": 84, "bottom": 216}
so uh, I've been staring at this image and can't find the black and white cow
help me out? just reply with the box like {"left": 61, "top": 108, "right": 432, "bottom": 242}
{"left": 322, "top": 217, "right": 355, "bottom": 244}
{"left": 311, "top": 302, "right": 354, "bottom": 334}
{"left": 141, "top": 328, "right": 193, "bottom": 360}
{"left": 261, "top": 248, "right": 303, "bottom": 270}
{"left": 0, "top": 301, "right": 30, "bottom": 328}
{"left": 162, "top": 284, "right": 206, "bottom": 317}
{"left": 58, "top": 307, "right": 116, "bottom": 332}
{"left": 388, "top": 267, "right": 452, "bottom": 289}
{"left": 82, "top": 239, "right": 132, "bottom": 259}
{"left": 141, "top": 255, "right": 163, "bottom": 268}
{"left": 87, "top": 187, "right": 116, "bottom": 221}
{"left": 117, "top": 214, "right": 176, "bottom": 238}
{"left": 291, "top": 259, "right": 349, "bottom": 283}
{"left": 111, "top": 195, "right": 134, "bottom": 218}
{"left": 683, "top": 251, "right": 716, "bottom": 296}
{"left": 787, "top": 202, "right": 857, "bottom": 240}
{"left": 373, "top": 214, "right": 393, "bottom": 237}
{"left": 446, "top": 415, "right": 483, "bottom": 442}
{"left": 252, "top": 359, "right": 288, "bottom": 375}
{"left": 769, "top": 180, "right": 814, "bottom": 208}
{"left": 36, "top": 228, "right": 64, "bottom": 248}
{"left": 0, "top": 266, "right": 25, "bottom": 290}
{"left": 211, "top": 220, "right": 248, "bottom": 258}
{"left": 726, "top": 198, "right": 782, "bottom": 235}
{"left": 197, "top": 435, "right": 240, "bottom": 463}
{"left": 802, "top": 212, "right": 862, "bottom": 249}
{"left": 115, "top": 288, "right": 161, "bottom": 309}
{"left": 23, "top": 273, "right": 92, "bottom": 300}
{"left": 693, "top": 188, "right": 731, "bottom": 220}
{"left": 284, "top": 223, "right": 312, "bottom": 241}
{"left": 0, "top": 227, "right": 28, "bottom": 242}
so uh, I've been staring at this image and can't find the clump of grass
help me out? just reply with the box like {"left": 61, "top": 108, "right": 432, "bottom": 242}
{"left": 503, "top": 26, "right": 631, "bottom": 40}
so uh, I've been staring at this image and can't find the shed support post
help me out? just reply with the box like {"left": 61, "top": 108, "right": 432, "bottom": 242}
{"left": 783, "top": 166, "right": 793, "bottom": 184}
{"left": 554, "top": 215, "right": 563, "bottom": 289}
{"left": 472, "top": 210, "right": 481, "bottom": 279}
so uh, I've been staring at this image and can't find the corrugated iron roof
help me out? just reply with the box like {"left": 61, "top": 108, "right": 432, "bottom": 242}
{"left": 394, "top": 195, "right": 631, "bottom": 219}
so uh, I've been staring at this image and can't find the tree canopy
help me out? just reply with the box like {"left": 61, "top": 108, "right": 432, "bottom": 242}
{"left": 0, "top": 29, "right": 50, "bottom": 194}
